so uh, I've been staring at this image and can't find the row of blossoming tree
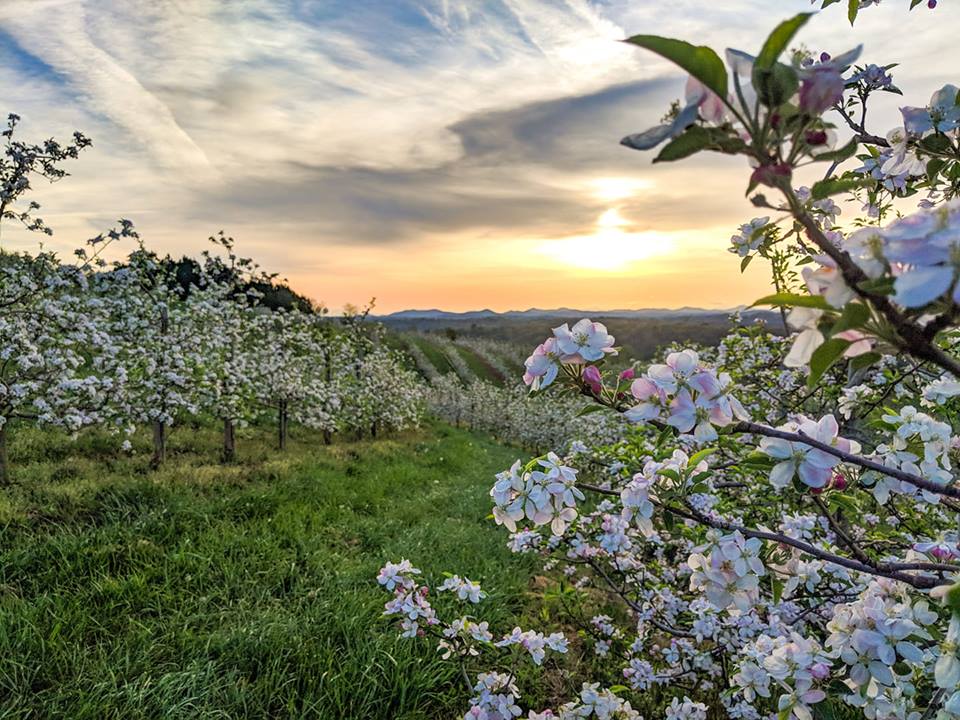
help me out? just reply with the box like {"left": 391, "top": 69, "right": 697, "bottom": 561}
{"left": 378, "top": 3, "right": 960, "bottom": 719}
{"left": 0, "top": 116, "right": 422, "bottom": 484}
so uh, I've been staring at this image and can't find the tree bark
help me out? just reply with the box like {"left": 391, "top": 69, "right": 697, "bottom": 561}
{"left": 151, "top": 420, "right": 166, "bottom": 468}
{"left": 0, "top": 423, "right": 8, "bottom": 486}
{"left": 322, "top": 429, "right": 332, "bottom": 446}
{"left": 278, "top": 401, "right": 288, "bottom": 451}
{"left": 223, "top": 418, "right": 236, "bottom": 463}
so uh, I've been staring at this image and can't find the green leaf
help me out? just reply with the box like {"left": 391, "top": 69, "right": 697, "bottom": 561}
{"left": 654, "top": 126, "right": 713, "bottom": 162}
{"left": 919, "top": 134, "right": 952, "bottom": 154}
{"left": 943, "top": 583, "right": 960, "bottom": 613}
{"left": 575, "top": 404, "right": 607, "bottom": 418}
{"left": 812, "top": 137, "right": 860, "bottom": 163}
{"left": 808, "top": 337, "right": 852, "bottom": 388}
{"left": 857, "top": 276, "right": 895, "bottom": 296}
{"left": 828, "top": 492, "right": 860, "bottom": 515}
{"left": 847, "top": 0, "right": 859, "bottom": 24}
{"left": 810, "top": 176, "right": 872, "bottom": 200}
{"left": 740, "top": 254, "right": 753, "bottom": 273}
{"left": 624, "top": 35, "right": 728, "bottom": 99}
{"left": 831, "top": 302, "right": 869, "bottom": 333}
{"left": 771, "top": 576, "right": 785, "bottom": 604}
{"left": 756, "top": 14, "right": 813, "bottom": 69}
{"left": 663, "top": 511, "right": 676, "bottom": 532}
{"left": 850, "top": 351, "right": 881, "bottom": 371}
{"left": 688, "top": 448, "right": 717, "bottom": 467}
{"left": 927, "top": 158, "right": 948, "bottom": 182}
{"left": 752, "top": 292, "right": 831, "bottom": 310}
{"left": 738, "top": 452, "right": 775, "bottom": 469}
{"left": 753, "top": 62, "right": 799, "bottom": 108}
{"left": 657, "top": 468, "right": 681, "bottom": 483}
{"left": 654, "top": 126, "right": 747, "bottom": 162}
{"left": 910, "top": 0, "right": 925, "bottom": 8}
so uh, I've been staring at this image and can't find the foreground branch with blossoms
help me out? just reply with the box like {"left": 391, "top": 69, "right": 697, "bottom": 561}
{"left": 379, "top": 9, "right": 960, "bottom": 720}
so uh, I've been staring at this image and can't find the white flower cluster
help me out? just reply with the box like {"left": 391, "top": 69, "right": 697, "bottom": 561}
{"left": 491, "top": 454, "right": 585, "bottom": 536}
{"left": 625, "top": 349, "right": 750, "bottom": 442}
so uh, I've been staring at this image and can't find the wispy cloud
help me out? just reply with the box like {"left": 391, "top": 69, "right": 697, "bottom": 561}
{"left": 0, "top": 0, "right": 958, "bottom": 311}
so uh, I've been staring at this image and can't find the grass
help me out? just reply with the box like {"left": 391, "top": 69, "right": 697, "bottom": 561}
{"left": 408, "top": 336, "right": 455, "bottom": 376}
{"left": 0, "top": 421, "right": 537, "bottom": 719}
{"left": 450, "top": 345, "right": 504, "bottom": 385}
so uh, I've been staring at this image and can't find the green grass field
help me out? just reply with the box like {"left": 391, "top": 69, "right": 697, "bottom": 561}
{"left": 0, "top": 422, "right": 539, "bottom": 719}
{"left": 450, "top": 344, "right": 504, "bottom": 384}
{"left": 408, "top": 336, "right": 456, "bottom": 377}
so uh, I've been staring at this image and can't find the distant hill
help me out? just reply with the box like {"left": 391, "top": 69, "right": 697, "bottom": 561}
{"left": 379, "top": 307, "right": 744, "bottom": 321}
{"left": 379, "top": 307, "right": 783, "bottom": 361}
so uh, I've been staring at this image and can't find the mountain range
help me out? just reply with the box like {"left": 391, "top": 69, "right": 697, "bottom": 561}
{"left": 379, "top": 307, "right": 746, "bottom": 321}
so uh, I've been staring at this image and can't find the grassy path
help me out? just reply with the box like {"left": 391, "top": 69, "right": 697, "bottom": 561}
{"left": 0, "top": 423, "right": 532, "bottom": 719}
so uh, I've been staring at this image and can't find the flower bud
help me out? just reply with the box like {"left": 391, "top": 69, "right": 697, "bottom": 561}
{"left": 830, "top": 471, "right": 847, "bottom": 491}
{"left": 810, "top": 662, "right": 831, "bottom": 680}
{"left": 583, "top": 365, "right": 603, "bottom": 394}
{"left": 750, "top": 163, "right": 792, "bottom": 189}
{"left": 619, "top": 368, "right": 636, "bottom": 381}
{"left": 799, "top": 67, "right": 845, "bottom": 114}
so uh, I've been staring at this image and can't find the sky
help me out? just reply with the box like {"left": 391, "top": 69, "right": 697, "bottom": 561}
{"left": 1, "top": 0, "right": 959, "bottom": 313}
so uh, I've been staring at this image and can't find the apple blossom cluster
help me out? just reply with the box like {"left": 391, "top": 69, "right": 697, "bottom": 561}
{"left": 491, "top": 454, "right": 584, "bottom": 536}
{"left": 523, "top": 319, "right": 617, "bottom": 391}
{"left": 427, "top": 374, "right": 625, "bottom": 454}
{"left": 1, "top": 235, "right": 424, "bottom": 477}
{"left": 378, "top": 12, "right": 960, "bottom": 720}
{"left": 759, "top": 414, "right": 860, "bottom": 490}
{"left": 624, "top": 348, "right": 750, "bottom": 442}
{"left": 687, "top": 530, "right": 766, "bottom": 612}
{"left": 0, "top": 251, "right": 119, "bottom": 483}
{"left": 377, "top": 561, "right": 590, "bottom": 719}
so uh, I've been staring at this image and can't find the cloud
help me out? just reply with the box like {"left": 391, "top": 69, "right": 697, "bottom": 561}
{"left": 0, "top": 0, "right": 212, "bottom": 172}
{"left": 0, "top": 0, "right": 959, "bottom": 312}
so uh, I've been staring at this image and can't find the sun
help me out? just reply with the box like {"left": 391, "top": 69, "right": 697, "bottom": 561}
{"left": 537, "top": 208, "right": 674, "bottom": 271}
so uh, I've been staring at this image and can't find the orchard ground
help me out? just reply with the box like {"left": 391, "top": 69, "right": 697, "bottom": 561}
{"left": 0, "top": 420, "right": 570, "bottom": 719}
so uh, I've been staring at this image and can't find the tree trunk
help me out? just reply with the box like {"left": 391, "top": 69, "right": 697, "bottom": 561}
{"left": 0, "top": 423, "right": 8, "bottom": 486}
{"left": 223, "top": 418, "right": 236, "bottom": 463}
{"left": 323, "top": 429, "right": 332, "bottom": 446}
{"left": 278, "top": 401, "right": 288, "bottom": 451}
{"left": 151, "top": 420, "right": 167, "bottom": 468}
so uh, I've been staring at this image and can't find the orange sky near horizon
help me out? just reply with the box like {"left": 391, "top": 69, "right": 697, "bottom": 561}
{"left": 3, "top": 1, "right": 960, "bottom": 315}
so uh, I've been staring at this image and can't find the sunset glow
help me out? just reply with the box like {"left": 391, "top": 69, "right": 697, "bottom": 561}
{"left": 537, "top": 209, "right": 675, "bottom": 271}
{"left": 2, "top": 1, "right": 959, "bottom": 312}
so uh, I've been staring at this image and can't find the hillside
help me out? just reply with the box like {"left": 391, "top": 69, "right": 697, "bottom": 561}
{"left": 380, "top": 308, "right": 783, "bottom": 361}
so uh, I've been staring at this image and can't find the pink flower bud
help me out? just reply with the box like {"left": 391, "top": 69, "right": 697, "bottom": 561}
{"left": 931, "top": 546, "right": 951, "bottom": 560}
{"left": 619, "top": 368, "right": 635, "bottom": 381}
{"left": 810, "top": 662, "right": 831, "bottom": 680}
{"left": 750, "top": 163, "right": 792, "bottom": 188}
{"left": 831, "top": 472, "right": 847, "bottom": 491}
{"left": 583, "top": 365, "right": 603, "bottom": 393}
{"left": 799, "top": 67, "right": 845, "bottom": 114}
{"left": 805, "top": 129, "right": 828, "bottom": 145}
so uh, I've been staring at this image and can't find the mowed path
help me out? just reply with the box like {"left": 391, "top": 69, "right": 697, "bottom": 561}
{"left": 0, "top": 422, "right": 533, "bottom": 719}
